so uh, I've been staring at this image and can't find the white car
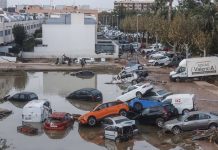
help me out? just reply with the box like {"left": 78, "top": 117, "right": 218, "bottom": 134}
{"left": 102, "top": 116, "right": 137, "bottom": 128}
{"left": 104, "top": 116, "right": 138, "bottom": 142}
{"left": 116, "top": 83, "right": 153, "bottom": 102}
{"left": 148, "top": 56, "right": 170, "bottom": 66}
{"left": 111, "top": 72, "right": 138, "bottom": 84}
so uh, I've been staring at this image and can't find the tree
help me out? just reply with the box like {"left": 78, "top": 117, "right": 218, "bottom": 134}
{"left": 12, "top": 24, "right": 27, "bottom": 47}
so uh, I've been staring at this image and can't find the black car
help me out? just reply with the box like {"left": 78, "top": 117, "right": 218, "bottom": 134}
{"left": 66, "top": 88, "right": 103, "bottom": 102}
{"left": 4, "top": 92, "right": 38, "bottom": 102}
{"left": 129, "top": 104, "right": 178, "bottom": 128}
{"left": 134, "top": 70, "right": 148, "bottom": 78}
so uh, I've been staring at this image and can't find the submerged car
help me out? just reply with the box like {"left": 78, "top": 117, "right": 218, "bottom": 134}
{"left": 163, "top": 111, "right": 218, "bottom": 134}
{"left": 116, "top": 83, "right": 153, "bottom": 102}
{"left": 121, "top": 63, "right": 143, "bottom": 74}
{"left": 44, "top": 112, "right": 73, "bottom": 130}
{"left": 4, "top": 92, "right": 38, "bottom": 102}
{"left": 78, "top": 101, "right": 129, "bottom": 126}
{"left": 66, "top": 88, "right": 103, "bottom": 102}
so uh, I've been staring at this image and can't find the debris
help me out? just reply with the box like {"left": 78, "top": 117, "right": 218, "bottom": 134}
{"left": 17, "top": 125, "right": 38, "bottom": 136}
{"left": 0, "top": 109, "right": 12, "bottom": 120}
{"left": 72, "top": 114, "right": 81, "bottom": 121}
{"left": 0, "top": 139, "right": 7, "bottom": 149}
{"left": 192, "top": 129, "right": 218, "bottom": 144}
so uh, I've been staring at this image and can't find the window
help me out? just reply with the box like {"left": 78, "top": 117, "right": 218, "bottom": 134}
{"left": 105, "top": 126, "right": 116, "bottom": 131}
{"left": 108, "top": 102, "right": 117, "bottom": 107}
{"left": 0, "top": 31, "right": 3, "bottom": 37}
{"left": 80, "top": 91, "right": 88, "bottom": 95}
{"left": 177, "top": 67, "right": 186, "bottom": 73}
{"left": 94, "top": 103, "right": 107, "bottom": 111}
{"left": 146, "top": 91, "right": 157, "bottom": 96}
{"left": 186, "top": 114, "right": 199, "bottom": 121}
{"left": 103, "top": 119, "right": 113, "bottom": 125}
{"left": 12, "top": 94, "right": 19, "bottom": 99}
{"left": 199, "top": 113, "right": 211, "bottom": 120}
{"left": 19, "top": 94, "right": 25, "bottom": 99}
{"left": 127, "top": 86, "right": 137, "bottom": 92}
{"left": 30, "top": 94, "right": 37, "bottom": 100}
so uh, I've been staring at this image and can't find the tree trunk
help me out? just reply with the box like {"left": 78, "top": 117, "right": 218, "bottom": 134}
{"left": 168, "top": 0, "right": 173, "bottom": 22}
{"left": 173, "top": 43, "right": 177, "bottom": 53}
{"left": 185, "top": 44, "right": 189, "bottom": 59}
{"left": 204, "top": 48, "right": 206, "bottom": 57}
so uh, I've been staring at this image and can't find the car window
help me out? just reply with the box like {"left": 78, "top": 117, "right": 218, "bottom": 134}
{"left": 94, "top": 103, "right": 107, "bottom": 111}
{"left": 12, "top": 93, "right": 19, "bottom": 99}
{"left": 157, "top": 90, "right": 167, "bottom": 96}
{"left": 103, "top": 119, "right": 113, "bottom": 125}
{"left": 146, "top": 91, "right": 157, "bottom": 96}
{"left": 105, "top": 126, "right": 116, "bottom": 131}
{"left": 19, "top": 94, "right": 25, "bottom": 99}
{"left": 80, "top": 91, "right": 88, "bottom": 95}
{"left": 163, "top": 99, "right": 172, "bottom": 103}
{"left": 186, "top": 114, "right": 199, "bottom": 121}
{"left": 43, "top": 102, "right": 50, "bottom": 108}
{"left": 149, "top": 107, "right": 161, "bottom": 113}
{"left": 108, "top": 102, "right": 117, "bottom": 107}
{"left": 199, "top": 113, "right": 211, "bottom": 120}
{"left": 30, "top": 94, "right": 37, "bottom": 99}
{"left": 177, "top": 67, "right": 186, "bottom": 73}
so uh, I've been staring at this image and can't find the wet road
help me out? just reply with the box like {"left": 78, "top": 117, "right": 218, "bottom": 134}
{"left": 0, "top": 72, "right": 216, "bottom": 150}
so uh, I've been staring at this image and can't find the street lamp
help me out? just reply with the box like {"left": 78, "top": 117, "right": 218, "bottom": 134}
{"left": 136, "top": 14, "right": 141, "bottom": 63}
{"left": 112, "top": 15, "right": 115, "bottom": 28}
{"left": 116, "top": 15, "right": 119, "bottom": 30}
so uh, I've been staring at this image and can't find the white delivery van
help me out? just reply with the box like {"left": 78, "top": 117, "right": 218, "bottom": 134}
{"left": 162, "top": 94, "right": 196, "bottom": 115}
{"left": 170, "top": 57, "right": 218, "bottom": 82}
{"left": 22, "top": 100, "right": 52, "bottom": 123}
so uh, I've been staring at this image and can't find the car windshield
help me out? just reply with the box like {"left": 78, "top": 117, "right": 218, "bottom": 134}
{"left": 157, "top": 90, "right": 168, "bottom": 96}
{"left": 115, "top": 118, "right": 130, "bottom": 124}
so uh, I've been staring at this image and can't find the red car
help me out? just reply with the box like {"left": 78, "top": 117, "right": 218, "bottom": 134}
{"left": 44, "top": 112, "right": 73, "bottom": 130}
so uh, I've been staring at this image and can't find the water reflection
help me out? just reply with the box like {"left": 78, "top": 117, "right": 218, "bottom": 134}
{"left": 44, "top": 127, "right": 72, "bottom": 139}
{"left": 22, "top": 122, "right": 44, "bottom": 135}
{"left": 14, "top": 72, "right": 28, "bottom": 90}
{"left": 67, "top": 99, "right": 100, "bottom": 111}
{"left": 8, "top": 101, "right": 28, "bottom": 109}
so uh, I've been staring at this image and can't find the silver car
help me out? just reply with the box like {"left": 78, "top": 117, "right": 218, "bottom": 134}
{"left": 144, "top": 88, "right": 172, "bottom": 101}
{"left": 163, "top": 111, "right": 218, "bottom": 134}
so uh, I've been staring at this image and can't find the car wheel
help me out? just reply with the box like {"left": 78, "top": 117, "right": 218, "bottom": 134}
{"left": 156, "top": 118, "right": 164, "bottom": 128}
{"left": 119, "top": 109, "right": 127, "bottom": 117}
{"left": 173, "top": 108, "right": 179, "bottom": 116}
{"left": 182, "top": 109, "right": 190, "bottom": 115}
{"left": 136, "top": 92, "right": 142, "bottom": 98}
{"left": 134, "top": 103, "right": 143, "bottom": 112}
{"left": 138, "top": 66, "right": 143, "bottom": 70}
{"left": 175, "top": 77, "right": 181, "bottom": 82}
{"left": 115, "top": 137, "right": 120, "bottom": 143}
{"left": 88, "top": 116, "right": 96, "bottom": 126}
{"left": 209, "top": 123, "right": 217, "bottom": 130}
{"left": 154, "top": 62, "right": 159, "bottom": 66}
{"left": 172, "top": 126, "right": 181, "bottom": 135}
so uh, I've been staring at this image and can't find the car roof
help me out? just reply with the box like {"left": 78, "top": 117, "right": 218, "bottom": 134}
{"left": 16, "top": 92, "right": 36, "bottom": 95}
{"left": 50, "top": 112, "right": 68, "bottom": 119}
{"left": 24, "top": 100, "right": 49, "bottom": 108}
{"left": 78, "top": 88, "right": 99, "bottom": 92}
{"left": 166, "top": 94, "right": 194, "bottom": 99}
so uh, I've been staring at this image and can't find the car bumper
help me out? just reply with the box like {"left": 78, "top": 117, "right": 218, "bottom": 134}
{"left": 78, "top": 118, "right": 87, "bottom": 124}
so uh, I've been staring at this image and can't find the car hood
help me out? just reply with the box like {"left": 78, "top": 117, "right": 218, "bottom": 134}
{"left": 164, "top": 118, "right": 180, "bottom": 125}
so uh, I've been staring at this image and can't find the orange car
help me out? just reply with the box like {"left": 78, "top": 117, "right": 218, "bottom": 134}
{"left": 78, "top": 101, "right": 129, "bottom": 126}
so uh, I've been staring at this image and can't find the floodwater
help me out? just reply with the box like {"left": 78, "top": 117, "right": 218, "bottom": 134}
{"left": 0, "top": 72, "right": 208, "bottom": 150}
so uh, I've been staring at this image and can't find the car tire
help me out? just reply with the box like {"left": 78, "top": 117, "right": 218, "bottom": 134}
{"left": 172, "top": 126, "right": 181, "bottom": 135}
{"left": 209, "top": 123, "right": 217, "bottom": 130}
{"left": 119, "top": 109, "right": 127, "bottom": 117}
{"left": 156, "top": 118, "right": 164, "bottom": 128}
{"left": 134, "top": 102, "right": 143, "bottom": 112}
{"left": 115, "top": 137, "right": 120, "bottom": 143}
{"left": 154, "top": 62, "right": 159, "bottom": 66}
{"left": 88, "top": 116, "right": 96, "bottom": 126}
{"left": 136, "top": 92, "right": 142, "bottom": 98}
{"left": 182, "top": 109, "right": 190, "bottom": 115}
{"left": 175, "top": 77, "right": 181, "bottom": 82}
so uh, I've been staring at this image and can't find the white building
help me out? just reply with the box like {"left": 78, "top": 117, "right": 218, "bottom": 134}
{"left": 23, "top": 13, "right": 119, "bottom": 58}
{"left": 0, "top": 0, "right": 7, "bottom": 9}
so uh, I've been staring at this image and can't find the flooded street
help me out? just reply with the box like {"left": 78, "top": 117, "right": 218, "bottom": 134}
{"left": 0, "top": 72, "right": 215, "bottom": 150}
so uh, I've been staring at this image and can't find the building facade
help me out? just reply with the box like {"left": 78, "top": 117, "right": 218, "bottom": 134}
{"left": 0, "top": 17, "right": 43, "bottom": 45}
{"left": 114, "top": 0, "right": 154, "bottom": 11}
{"left": 0, "top": 0, "right": 7, "bottom": 9}
{"left": 23, "top": 13, "right": 119, "bottom": 58}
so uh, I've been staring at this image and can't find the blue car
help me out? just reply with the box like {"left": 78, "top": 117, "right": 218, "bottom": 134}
{"left": 129, "top": 98, "right": 162, "bottom": 111}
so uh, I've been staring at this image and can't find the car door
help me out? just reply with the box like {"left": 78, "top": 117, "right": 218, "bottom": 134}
{"left": 182, "top": 114, "right": 200, "bottom": 131}
{"left": 11, "top": 93, "right": 20, "bottom": 101}
{"left": 123, "top": 86, "right": 137, "bottom": 100}
{"left": 198, "top": 113, "right": 211, "bottom": 130}
{"left": 104, "top": 126, "right": 117, "bottom": 140}
{"left": 93, "top": 103, "right": 108, "bottom": 119}
{"left": 78, "top": 91, "right": 88, "bottom": 100}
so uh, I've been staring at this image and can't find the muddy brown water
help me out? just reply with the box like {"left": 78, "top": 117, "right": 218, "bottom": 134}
{"left": 0, "top": 72, "right": 214, "bottom": 150}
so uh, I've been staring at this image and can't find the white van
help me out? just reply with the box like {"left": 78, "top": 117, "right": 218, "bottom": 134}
{"left": 162, "top": 94, "right": 196, "bottom": 115}
{"left": 22, "top": 100, "right": 52, "bottom": 123}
